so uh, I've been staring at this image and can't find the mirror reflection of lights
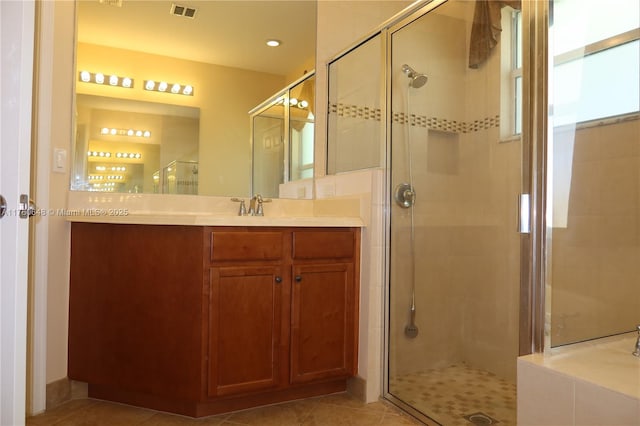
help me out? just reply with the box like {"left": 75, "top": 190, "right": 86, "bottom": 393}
{"left": 101, "top": 127, "right": 151, "bottom": 138}
{"left": 95, "top": 166, "right": 126, "bottom": 172}
{"left": 274, "top": 96, "right": 309, "bottom": 109}
{"left": 87, "top": 151, "right": 112, "bottom": 158}
{"left": 88, "top": 175, "right": 124, "bottom": 181}
{"left": 115, "top": 152, "right": 142, "bottom": 159}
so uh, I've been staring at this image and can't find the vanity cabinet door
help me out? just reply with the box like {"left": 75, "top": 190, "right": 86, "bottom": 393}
{"left": 290, "top": 263, "right": 356, "bottom": 384}
{"left": 208, "top": 266, "right": 285, "bottom": 397}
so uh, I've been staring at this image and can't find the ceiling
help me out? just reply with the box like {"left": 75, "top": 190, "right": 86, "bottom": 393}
{"left": 77, "top": 0, "right": 317, "bottom": 77}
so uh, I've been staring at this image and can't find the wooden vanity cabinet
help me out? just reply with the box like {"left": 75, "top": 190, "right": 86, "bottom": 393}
{"left": 68, "top": 224, "right": 359, "bottom": 417}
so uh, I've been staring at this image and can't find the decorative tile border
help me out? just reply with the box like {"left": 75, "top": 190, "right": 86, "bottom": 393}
{"left": 329, "top": 102, "right": 500, "bottom": 134}
{"left": 329, "top": 102, "right": 382, "bottom": 121}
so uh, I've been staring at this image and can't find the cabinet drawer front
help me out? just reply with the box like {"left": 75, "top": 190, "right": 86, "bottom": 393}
{"left": 211, "top": 231, "right": 282, "bottom": 262}
{"left": 292, "top": 230, "right": 354, "bottom": 260}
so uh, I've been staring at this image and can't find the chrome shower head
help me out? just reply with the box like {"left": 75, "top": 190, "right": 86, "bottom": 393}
{"left": 402, "top": 64, "right": 428, "bottom": 88}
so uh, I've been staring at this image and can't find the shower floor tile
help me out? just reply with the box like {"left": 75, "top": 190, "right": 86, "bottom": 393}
{"left": 389, "top": 364, "right": 517, "bottom": 426}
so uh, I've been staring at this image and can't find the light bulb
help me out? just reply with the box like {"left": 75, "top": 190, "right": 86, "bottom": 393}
{"left": 95, "top": 73, "right": 104, "bottom": 84}
{"left": 145, "top": 80, "right": 155, "bottom": 91}
{"left": 109, "top": 75, "right": 118, "bottom": 86}
{"left": 158, "top": 81, "right": 168, "bottom": 92}
{"left": 122, "top": 77, "right": 132, "bottom": 88}
{"left": 80, "top": 71, "right": 91, "bottom": 82}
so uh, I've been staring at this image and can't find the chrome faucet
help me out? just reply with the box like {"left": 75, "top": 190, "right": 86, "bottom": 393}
{"left": 633, "top": 325, "right": 640, "bottom": 357}
{"left": 249, "top": 194, "right": 271, "bottom": 216}
{"left": 231, "top": 195, "right": 271, "bottom": 216}
{"left": 230, "top": 197, "right": 247, "bottom": 216}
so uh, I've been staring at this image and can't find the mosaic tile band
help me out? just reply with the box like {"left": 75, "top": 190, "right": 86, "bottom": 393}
{"left": 329, "top": 102, "right": 500, "bottom": 134}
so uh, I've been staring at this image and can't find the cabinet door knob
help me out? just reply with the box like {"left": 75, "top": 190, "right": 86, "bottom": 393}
{"left": 295, "top": 275, "right": 302, "bottom": 283}
{"left": 275, "top": 276, "right": 282, "bottom": 283}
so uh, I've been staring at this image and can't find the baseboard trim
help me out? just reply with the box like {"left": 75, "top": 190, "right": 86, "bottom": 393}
{"left": 346, "top": 375, "right": 366, "bottom": 402}
{"left": 46, "top": 377, "right": 88, "bottom": 409}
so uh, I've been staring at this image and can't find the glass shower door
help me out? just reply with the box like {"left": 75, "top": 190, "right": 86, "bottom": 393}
{"left": 387, "top": 1, "right": 523, "bottom": 424}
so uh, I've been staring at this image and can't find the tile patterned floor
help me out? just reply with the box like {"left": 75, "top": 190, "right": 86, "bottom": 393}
{"left": 389, "top": 364, "right": 517, "bottom": 426}
{"left": 27, "top": 392, "right": 423, "bottom": 426}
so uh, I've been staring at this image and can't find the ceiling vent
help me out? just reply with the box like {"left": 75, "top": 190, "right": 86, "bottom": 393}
{"left": 170, "top": 4, "right": 197, "bottom": 19}
{"left": 98, "top": 0, "right": 123, "bottom": 7}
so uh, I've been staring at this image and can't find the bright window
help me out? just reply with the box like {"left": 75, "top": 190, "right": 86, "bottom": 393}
{"left": 509, "top": 1, "right": 639, "bottom": 132}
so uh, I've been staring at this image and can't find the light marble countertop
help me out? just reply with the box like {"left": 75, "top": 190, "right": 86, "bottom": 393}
{"left": 66, "top": 211, "right": 364, "bottom": 227}
{"left": 65, "top": 192, "right": 365, "bottom": 227}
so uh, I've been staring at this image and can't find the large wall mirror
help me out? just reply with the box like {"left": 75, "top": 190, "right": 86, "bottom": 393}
{"left": 72, "top": 0, "right": 316, "bottom": 197}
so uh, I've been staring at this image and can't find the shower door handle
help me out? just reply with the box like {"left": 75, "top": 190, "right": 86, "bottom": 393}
{"left": 518, "top": 194, "right": 530, "bottom": 234}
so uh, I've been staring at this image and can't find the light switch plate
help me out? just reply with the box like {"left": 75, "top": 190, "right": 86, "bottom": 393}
{"left": 53, "top": 148, "right": 67, "bottom": 173}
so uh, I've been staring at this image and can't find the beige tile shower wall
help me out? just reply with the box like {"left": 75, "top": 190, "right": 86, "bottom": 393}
{"left": 550, "top": 119, "right": 640, "bottom": 346}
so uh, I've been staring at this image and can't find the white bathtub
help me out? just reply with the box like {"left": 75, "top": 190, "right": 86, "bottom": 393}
{"left": 517, "top": 332, "right": 640, "bottom": 425}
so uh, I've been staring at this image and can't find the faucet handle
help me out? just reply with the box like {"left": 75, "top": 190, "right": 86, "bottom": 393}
{"left": 253, "top": 195, "right": 272, "bottom": 216}
{"left": 230, "top": 197, "right": 247, "bottom": 216}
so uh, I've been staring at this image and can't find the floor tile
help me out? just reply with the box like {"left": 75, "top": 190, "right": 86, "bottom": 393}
{"left": 26, "top": 393, "right": 422, "bottom": 426}
{"left": 389, "top": 364, "right": 517, "bottom": 426}
{"left": 50, "top": 399, "right": 156, "bottom": 426}
{"left": 27, "top": 399, "right": 98, "bottom": 426}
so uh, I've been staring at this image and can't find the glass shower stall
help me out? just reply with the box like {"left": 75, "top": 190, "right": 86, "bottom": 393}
{"left": 328, "top": 0, "right": 526, "bottom": 424}
{"left": 386, "top": 2, "right": 522, "bottom": 424}
{"left": 328, "top": 0, "right": 638, "bottom": 424}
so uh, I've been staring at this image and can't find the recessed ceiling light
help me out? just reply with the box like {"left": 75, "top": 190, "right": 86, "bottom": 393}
{"left": 266, "top": 39, "right": 281, "bottom": 47}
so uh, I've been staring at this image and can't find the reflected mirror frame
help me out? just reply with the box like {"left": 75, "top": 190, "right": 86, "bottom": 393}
{"left": 249, "top": 70, "right": 315, "bottom": 198}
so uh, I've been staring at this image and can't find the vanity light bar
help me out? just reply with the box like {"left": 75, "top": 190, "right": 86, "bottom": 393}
{"left": 144, "top": 80, "right": 193, "bottom": 96}
{"left": 101, "top": 127, "right": 151, "bottom": 138}
{"left": 79, "top": 71, "right": 133, "bottom": 89}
